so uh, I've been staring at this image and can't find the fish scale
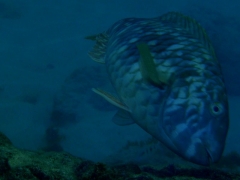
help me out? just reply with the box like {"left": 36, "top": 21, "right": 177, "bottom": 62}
{"left": 87, "top": 12, "right": 229, "bottom": 166}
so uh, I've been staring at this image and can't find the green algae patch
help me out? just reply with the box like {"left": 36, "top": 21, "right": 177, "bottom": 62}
{"left": 0, "top": 132, "right": 12, "bottom": 146}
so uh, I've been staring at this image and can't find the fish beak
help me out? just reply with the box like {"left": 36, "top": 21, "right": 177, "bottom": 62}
{"left": 186, "top": 145, "right": 213, "bottom": 166}
{"left": 205, "top": 147, "right": 213, "bottom": 165}
{"left": 186, "top": 145, "right": 214, "bottom": 166}
{"left": 193, "top": 140, "right": 223, "bottom": 166}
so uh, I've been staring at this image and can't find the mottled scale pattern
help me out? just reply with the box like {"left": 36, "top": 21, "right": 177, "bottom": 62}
{"left": 88, "top": 12, "right": 229, "bottom": 165}
{"left": 106, "top": 15, "right": 222, "bottom": 103}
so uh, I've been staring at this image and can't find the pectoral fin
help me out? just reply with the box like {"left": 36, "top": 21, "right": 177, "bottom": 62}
{"left": 92, "top": 88, "right": 130, "bottom": 112}
{"left": 112, "top": 109, "right": 135, "bottom": 126}
{"left": 137, "top": 43, "right": 168, "bottom": 88}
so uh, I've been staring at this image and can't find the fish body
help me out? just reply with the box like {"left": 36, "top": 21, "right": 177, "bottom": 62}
{"left": 87, "top": 12, "right": 229, "bottom": 165}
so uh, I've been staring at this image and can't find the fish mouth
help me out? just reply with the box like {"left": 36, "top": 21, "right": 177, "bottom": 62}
{"left": 186, "top": 145, "right": 214, "bottom": 166}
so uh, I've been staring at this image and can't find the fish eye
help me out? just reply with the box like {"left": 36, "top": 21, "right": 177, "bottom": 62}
{"left": 210, "top": 103, "right": 223, "bottom": 116}
{"left": 213, "top": 105, "right": 219, "bottom": 112}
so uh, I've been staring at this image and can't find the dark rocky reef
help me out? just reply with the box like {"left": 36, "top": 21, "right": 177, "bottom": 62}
{"left": 0, "top": 131, "right": 239, "bottom": 180}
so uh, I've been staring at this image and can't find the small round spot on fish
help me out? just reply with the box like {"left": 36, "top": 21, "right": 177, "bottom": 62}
{"left": 178, "top": 89, "right": 187, "bottom": 98}
{"left": 178, "top": 37, "right": 187, "bottom": 41}
{"left": 167, "top": 44, "right": 185, "bottom": 50}
{"left": 156, "top": 31, "right": 165, "bottom": 35}
{"left": 129, "top": 38, "right": 138, "bottom": 43}
{"left": 118, "top": 45, "right": 128, "bottom": 53}
{"left": 176, "top": 51, "right": 183, "bottom": 56}
{"left": 194, "top": 63, "right": 205, "bottom": 70}
{"left": 203, "top": 54, "right": 211, "bottom": 60}
{"left": 148, "top": 40, "right": 157, "bottom": 46}
{"left": 193, "top": 57, "right": 203, "bottom": 63}
{"left": 134, "top": 27, "right": 142, "bottom": 31}
{"left": 124, "top": 22, "right": 132, "bottom": 26}
{"left": 172, "top": 33, "right": 180, "bottom": 36}
{"left": 145, "top": 31, "right": 153, "bottom": 35}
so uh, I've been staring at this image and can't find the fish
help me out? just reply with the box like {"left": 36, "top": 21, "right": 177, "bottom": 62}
{"left": 86, "top": 12, "right": 229, "bottom": 166}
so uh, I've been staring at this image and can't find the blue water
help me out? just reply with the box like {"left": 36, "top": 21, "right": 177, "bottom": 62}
{"left": 0, "top": 0, "right": 239, "bottom": 168}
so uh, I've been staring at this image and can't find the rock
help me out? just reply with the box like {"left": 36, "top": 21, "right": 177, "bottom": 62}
{"left": 0, "top": 131, "right": 239, "bottom": 179}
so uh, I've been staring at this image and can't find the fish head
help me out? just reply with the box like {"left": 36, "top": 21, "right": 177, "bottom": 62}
{"left": 161, "top": 79, "right": 229, "bottom": 165}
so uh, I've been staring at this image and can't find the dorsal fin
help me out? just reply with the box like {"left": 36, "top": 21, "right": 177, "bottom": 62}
{"left": 159, "top": 12, "right": 215, "bottom": 57}
{"left": 85, "top": 33, "right": 108, "bottom": 64}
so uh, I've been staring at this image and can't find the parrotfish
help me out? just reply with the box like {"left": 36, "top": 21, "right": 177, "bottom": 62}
{"left": 86, "top": 12, "right": 229, "bottom": 165}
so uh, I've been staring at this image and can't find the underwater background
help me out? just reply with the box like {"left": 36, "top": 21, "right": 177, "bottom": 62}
{"left": 0, "top": 0, "right": 239, "bottom": 171}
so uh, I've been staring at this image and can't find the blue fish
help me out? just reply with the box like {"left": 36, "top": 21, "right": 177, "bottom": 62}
{"left": 86, "top": 12, "right": 229, "bottom": 165}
